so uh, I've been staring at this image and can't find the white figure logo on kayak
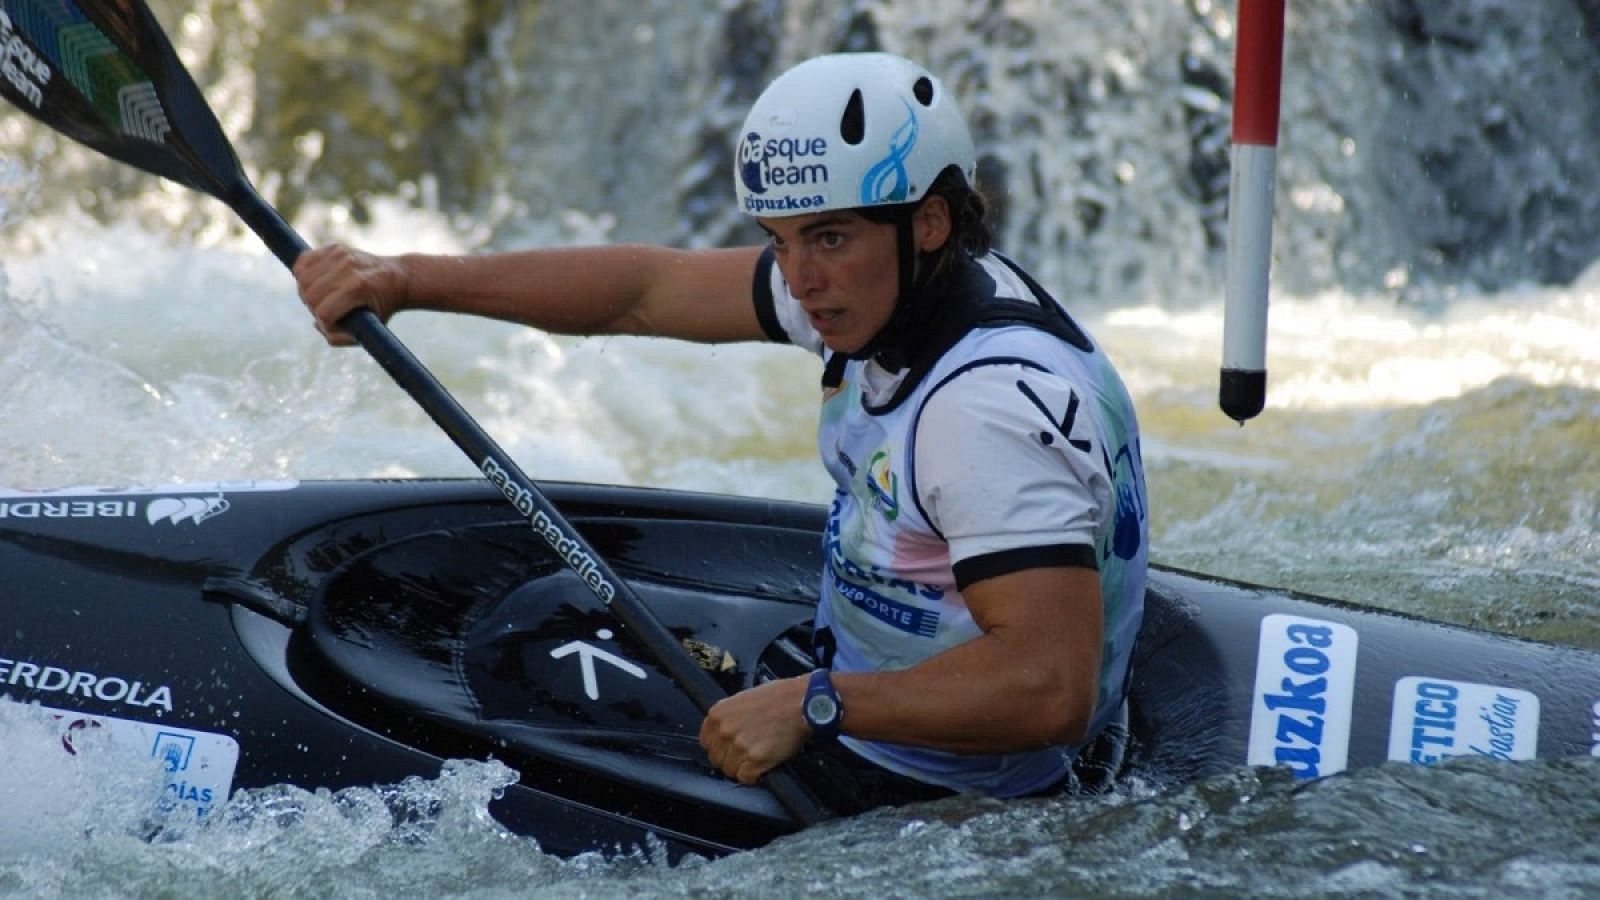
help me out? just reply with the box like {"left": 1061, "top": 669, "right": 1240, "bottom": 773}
{"left": 146, "top": 494, "right": 230, "bottom": 526}
{"left": 550, "top": 629, "right": 647, "bottom": 700}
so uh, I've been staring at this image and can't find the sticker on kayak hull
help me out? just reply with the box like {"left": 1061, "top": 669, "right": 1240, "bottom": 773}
{"left": 1247, "top": 614, "right": 1359, "bottom": 778}
{"left": 1388, "top": 677, "right": 1539, "bottom": 765}
{"left": 0, "top": 481, "right": 296, "bottom": 527}
{"left": 45, "top": 705, "right": 238, "bottom": 817}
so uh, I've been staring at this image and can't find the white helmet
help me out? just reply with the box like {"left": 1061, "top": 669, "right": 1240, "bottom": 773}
{"left": 734, "top": 53, "right": 977, "bottom": 218}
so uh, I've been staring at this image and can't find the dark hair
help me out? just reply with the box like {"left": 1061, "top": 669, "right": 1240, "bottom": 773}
{"left": 858, "top": 165, "right": 992, "bottom": 280}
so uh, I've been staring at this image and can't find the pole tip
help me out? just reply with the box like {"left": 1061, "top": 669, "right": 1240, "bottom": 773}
{"left": 1220, "top": 369, "right": 1267, "bottom": 423}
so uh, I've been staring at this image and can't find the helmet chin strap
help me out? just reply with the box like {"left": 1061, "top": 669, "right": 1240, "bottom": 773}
{"left": 850, "top": 213, "right": 921, "bottom": 369}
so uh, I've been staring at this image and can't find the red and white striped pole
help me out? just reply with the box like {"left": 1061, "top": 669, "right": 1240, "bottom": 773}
{"left": 1220, "top": 0, "right": 1286, "bottom": 423}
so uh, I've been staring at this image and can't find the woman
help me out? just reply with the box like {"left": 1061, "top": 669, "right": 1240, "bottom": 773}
{"left": 296, "top": 52, "right": 1147, "bottom": 813}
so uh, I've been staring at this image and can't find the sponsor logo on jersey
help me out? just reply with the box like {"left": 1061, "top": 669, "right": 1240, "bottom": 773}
{"left": 865, "top": 449, "right": 900, "bottom": 521}
{"left": 1387, "top": 677, "right": 1540, "bottom": 765}
{"left": 835, "top": 448, "right": 858, "bottom": 477}
{"left": 1107, "top": 442, "right": 1145, "bottom": 562}
{"left": 828, "top": 570, "right": 940, "bottom": 637}
{"left": 823, "top": 495, "right": 943, "bottom": 637}
{"left": 1247, "top": 614, "right": 1359, "bottom": 778}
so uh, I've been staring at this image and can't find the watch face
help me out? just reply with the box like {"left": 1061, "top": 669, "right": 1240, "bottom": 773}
{"left": 806, "top": 693, "right": 839, "bottom": 726}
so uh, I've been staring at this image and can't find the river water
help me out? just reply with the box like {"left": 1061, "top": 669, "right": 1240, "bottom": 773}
{"left": 2, "top": 0, "right": 1599, "bottom": 896}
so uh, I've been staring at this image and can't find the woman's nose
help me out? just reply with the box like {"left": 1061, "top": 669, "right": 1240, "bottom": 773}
{"left": 788, "top": 248, "right": 823, "bottom": 296}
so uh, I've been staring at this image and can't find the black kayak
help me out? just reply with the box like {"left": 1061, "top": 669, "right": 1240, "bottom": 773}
{"left": 1, "top": 478, "right": 1596, "bottom": 858}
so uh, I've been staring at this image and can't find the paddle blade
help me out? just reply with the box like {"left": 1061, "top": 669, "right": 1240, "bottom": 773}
{"left": 0, "top": 0, "right": 244, "bottom": 199}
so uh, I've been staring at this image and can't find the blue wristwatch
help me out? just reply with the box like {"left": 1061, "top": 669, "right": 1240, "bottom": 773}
{"left": 802, "top": 668, "right": 843, "bottom": 742}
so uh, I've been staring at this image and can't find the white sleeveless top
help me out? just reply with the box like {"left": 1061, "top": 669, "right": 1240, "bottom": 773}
{"left": 754, "top": 250, "right": 1147, "bottom": 797}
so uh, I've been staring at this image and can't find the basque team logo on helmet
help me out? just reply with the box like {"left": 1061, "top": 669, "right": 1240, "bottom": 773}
{"left": 738, "top": 132, "right": 767, "bottom": 196}
{"left": 733, "top": 52, "right": 976, "bottom": 218}
{"left": 736, "top": 130, "right": 833, "bottom": 214}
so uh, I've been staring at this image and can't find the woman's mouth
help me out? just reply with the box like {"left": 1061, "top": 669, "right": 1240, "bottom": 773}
{"left": 808, "top": 308, "right": 844, "bottom": 332}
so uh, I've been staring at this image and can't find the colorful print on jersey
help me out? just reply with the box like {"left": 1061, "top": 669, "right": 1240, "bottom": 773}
{"left": 866, "top": 449, "right": 900, "bottom": 521}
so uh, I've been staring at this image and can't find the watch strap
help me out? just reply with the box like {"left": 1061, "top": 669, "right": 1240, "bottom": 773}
{"left": 802, "top": 668, "right": 843, "bottom": 742}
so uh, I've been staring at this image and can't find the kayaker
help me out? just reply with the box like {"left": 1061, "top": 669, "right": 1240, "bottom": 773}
{"left": 294, "top": 52, "right": 1148, "bottom": 813}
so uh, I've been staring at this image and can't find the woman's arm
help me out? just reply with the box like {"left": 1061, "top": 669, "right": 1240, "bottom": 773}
{"left": 698, "top": 565, "right": 1103, "bottom": 784}
{"left": 293, "top": 243, "right": 769, "bottom": 344}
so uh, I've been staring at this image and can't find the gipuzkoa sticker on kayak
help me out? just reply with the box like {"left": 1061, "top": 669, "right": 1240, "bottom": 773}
{"left": 1247, "top": 614, "right": 1360, "bottom": 778}
{"left": 46, "top": 704, "right": 239, "bottom": 817}
{"left": 1388, "top": 677, "right": 1539, "bottom": 765}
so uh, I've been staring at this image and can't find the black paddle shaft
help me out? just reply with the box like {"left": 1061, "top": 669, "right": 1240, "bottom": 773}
{"left": 0, "top": 0, "right": 824, "bottom": 827}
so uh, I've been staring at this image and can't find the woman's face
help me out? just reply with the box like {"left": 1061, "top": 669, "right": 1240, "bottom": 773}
{"left": 758, "top": 211, "right": 900, "bottom": 354}
{"left": 759, "top": 199, "right": 950, "bottom": 355}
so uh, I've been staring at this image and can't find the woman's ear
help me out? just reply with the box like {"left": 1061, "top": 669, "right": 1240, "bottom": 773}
{"left": 913, "top": 194, "right": 953, "bottom": 253}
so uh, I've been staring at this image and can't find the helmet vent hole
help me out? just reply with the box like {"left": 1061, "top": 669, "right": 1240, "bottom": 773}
{"left": 913, "top": 77, "right": 935, "bottom": 106}
{"left": 840, "top": 89, "right": 865, "bottom": 145}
